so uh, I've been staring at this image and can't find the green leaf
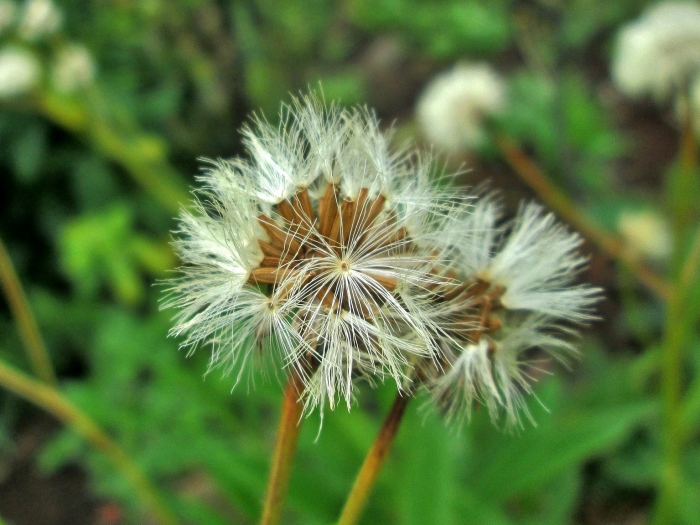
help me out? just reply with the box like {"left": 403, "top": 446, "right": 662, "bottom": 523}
{"left": 392, "top": 407, "right": 462, "bottom": 525}
{"left": 470, "top": 401, "right": 656, "bottom": 502}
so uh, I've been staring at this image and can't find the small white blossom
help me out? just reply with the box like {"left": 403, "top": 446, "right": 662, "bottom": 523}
{"left": 618, "top": 209, "right": 672, "bottom": 262}
{"left": 17, "top": 0, "right": 61, "bottom": 40}
{"left": 0, "top": 0, "right": 16, "bottom": 35}
{"left": 0, "top": 46, "right": 41, "bottom": 98}
{"left": 52, "top": 44, "right": 95, "bottom": 92}
{"left": 612, "top": 2, "right": 700, "bottom": 101}
{"left": 416, "top": 62, "right": 506, "bottom": 153}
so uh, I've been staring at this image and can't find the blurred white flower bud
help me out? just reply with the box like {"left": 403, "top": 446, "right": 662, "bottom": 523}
{"left": 0, "top": 46, "right": 41, "bottom": 97}
{"left": 52, "top": 44, "right": 95, "bottom": 92}
{"left": 612, "top": 2, "right": 700, "bottom": 101}
{"left": 416, "top": 62, "right": 506, "bottom": 153}
{"left": 0, "top": 0, "right": 16, "bottom": 35}
{"left": 18, "top": 0, "right": 61, "bottom": 40}
{"left": 618, "top": 209, "right": 672, "bottom": 261}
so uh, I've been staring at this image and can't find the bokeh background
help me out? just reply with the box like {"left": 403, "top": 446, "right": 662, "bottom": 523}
{"left": 1, "top": 0, "right": 699, "bottom": 524}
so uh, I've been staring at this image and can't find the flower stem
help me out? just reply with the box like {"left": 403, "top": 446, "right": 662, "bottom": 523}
{"left": 0, "top": 358, "right": 178, "bottom": 525}
{"left": 0, "top": 236, "right": 57, "bottom": 386}
{"left": 337, "top": 391, "right": 411, "bottom": 525}
{"left": 260, "top": 369, "right": 305, "bottom": 525}
{"left": 496, "top": 134, "right": 671, "bottom": 300}
{"left": 653, "top": 90, "right": 699, "bottom": 525}
{"left": 36, "top": 91, "right": 189, "bottom": 214}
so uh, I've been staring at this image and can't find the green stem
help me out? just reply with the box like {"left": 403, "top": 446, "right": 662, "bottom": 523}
{"left": 337, "top": 391, "right": 411, "bottom": 525}
{"left": 653, "top": 90, "right": 699, "bottom": 525}
{"left": 0, "top": 358, "right": 179, "bottom": 525}
{"left": 260, "top": 369, "right": 305, "bottom": 525}
{"left": 36, "top": 91, "right": 189, "bottom": 214}
{"left": 0, "top": 236, "right": 57, "bottom": 385}
{"left": 496, "top": 134, "right": 672, "bottom": 300}
{"left": 654, "top": 284, "right": 685, "bottom": 525}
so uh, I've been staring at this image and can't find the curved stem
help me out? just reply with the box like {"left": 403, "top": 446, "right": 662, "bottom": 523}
{"left": 496, "top": 134, "right": 671, "bottom": 301}
{"left": 0, "top": 236, "right": 57, "bottom": 385}
{"left": 260, "top": 369, "right": 305, "bottom": 525}
{"left": 337, "top": 391, "right": 411, "bottom": 525}
{"left": 0, "top": 358, "right": 178, "bottom": 525}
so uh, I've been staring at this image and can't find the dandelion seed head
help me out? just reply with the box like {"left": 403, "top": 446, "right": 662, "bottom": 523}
{"left": 0, "top": 46, "right": 41, "bottom": 98}
{"left": 52, "top": 43, "right": 95, "bottom": 93}
{"left": 612, "top": 2, "right": 700, "bottom": 101}
{"left": 165, "top": 93, "right": 454, "bottom": 412}
{"left": 413, "top": 199, "right": 599, "bottom": 425}
{"left": 18, "top": 0, "right": 61, "bottom": 40}
{"left": 165, "top": 92, "right": 598, "bottom": 425}
{"left": 416, "top": 62, "right": 506, "bottom": 153}
{"left": 0, "top": 1, "right": 16, "bottom": 35}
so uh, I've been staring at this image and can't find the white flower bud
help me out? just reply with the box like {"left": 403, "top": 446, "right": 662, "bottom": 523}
{"left": 618, "top": 209, "right": 672, "bottom": 262}
{"left": 0, "top": 0, "right": 17, "bottom": 35}
{"left": 52, "top": 44, "right": 95, "bottom": 92}
{"left": 612, "top": 2, "right": 700, "bottom": 101}
{"left": 0, "top": 46, "right": 41, "bottom": 98}
{"left": 18, "top": 0, "right": 61, "bottom": 40}
{"left": 416, "top": 62, "right": 506, "bottom": 153}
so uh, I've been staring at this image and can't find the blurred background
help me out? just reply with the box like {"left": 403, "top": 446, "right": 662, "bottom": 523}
{"left": 1, "top": 0, "right": 699, "bottom": 524}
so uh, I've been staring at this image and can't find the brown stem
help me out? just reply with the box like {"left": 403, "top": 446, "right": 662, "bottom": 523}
{"left": 260, "top": 369, "right": 306, "bottom": 525}
{"left": 0, "top": 358, "right": 178, "bottom": 525}
{"left": 337, "top": 391, "right": 411, "bottom": 525}
{"left": 496, "top": 134, "right": 672, "bottom": 301}
{"left": 0, "top": 236, "right": 57, "bottom": 385}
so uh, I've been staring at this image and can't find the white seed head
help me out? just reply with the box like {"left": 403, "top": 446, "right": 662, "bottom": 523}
{"left": 52, "top": 43, "right": 95, "bottom": 92}
{"left": 166, "top": 93, "right": 598, "bottom": 425}
{"left": 18, "top": 0, "right": 61, "bottom": 40}
{"left": 416, "top": 62, "right": 506, "bottom": 153}
{"left": 416, "top": 199, "right": 599, "bottom": 425}
{"left": 165, "top": 94, "right": 457, "bottom": 413}
{"left": 0, "top": 46, "right": 41, "bottom": 98}
{"left": 612, "top": 2, "right": 700, "bottom": 101}
{"left": 0, "top": 0, "right": 17, "bottom": 35}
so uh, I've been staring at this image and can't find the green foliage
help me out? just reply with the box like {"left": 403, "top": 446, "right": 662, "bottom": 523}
{"left": 348, "top": 0, "right": 511, "bottom": 58}
{"left": 1, "top": 0, "right": 700, "bottom": 524}
{"left": 59, "top": 204, "right": 173, "bottom": 304}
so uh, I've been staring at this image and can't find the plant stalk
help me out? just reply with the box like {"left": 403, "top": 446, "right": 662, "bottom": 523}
{"left": 0, "top": 236, "right": 57, "bottom": 385}
{"left": 260, "top": 368, "right": 306, "bottom": 525}
{"left": 496, "top": 134, "right": 671, "bottom": 300}
{"left": 337, "top": 391, "right": 411, "bottom": 525}
{"left": 0, "top": 358, "right": 178, "bottom": 525}
{"left": 653, "top": 90, "right": 699, "bottom": 525}
{"left": 36, "top": 91, "right": 189, "bottom": 214}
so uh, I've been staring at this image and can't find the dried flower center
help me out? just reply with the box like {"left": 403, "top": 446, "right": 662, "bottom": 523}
{"left": 247, "top": 184, "right": 409, "bottom": 317}
{"left": 432, "top": 277, "right": 506, "bottom": 344}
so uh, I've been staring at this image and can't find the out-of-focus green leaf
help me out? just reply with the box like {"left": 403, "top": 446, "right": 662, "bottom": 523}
{"left": 392, "top": 407, "right": 461, "bottom": 525}
{"left": 11, "top": 121, "right": 48, "bottom": 183}
{"left": 468, "top": 386, "right": 656, "bottom": 503}
{"left": 59, "top": 204, "right": 174, "bottom": 304}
